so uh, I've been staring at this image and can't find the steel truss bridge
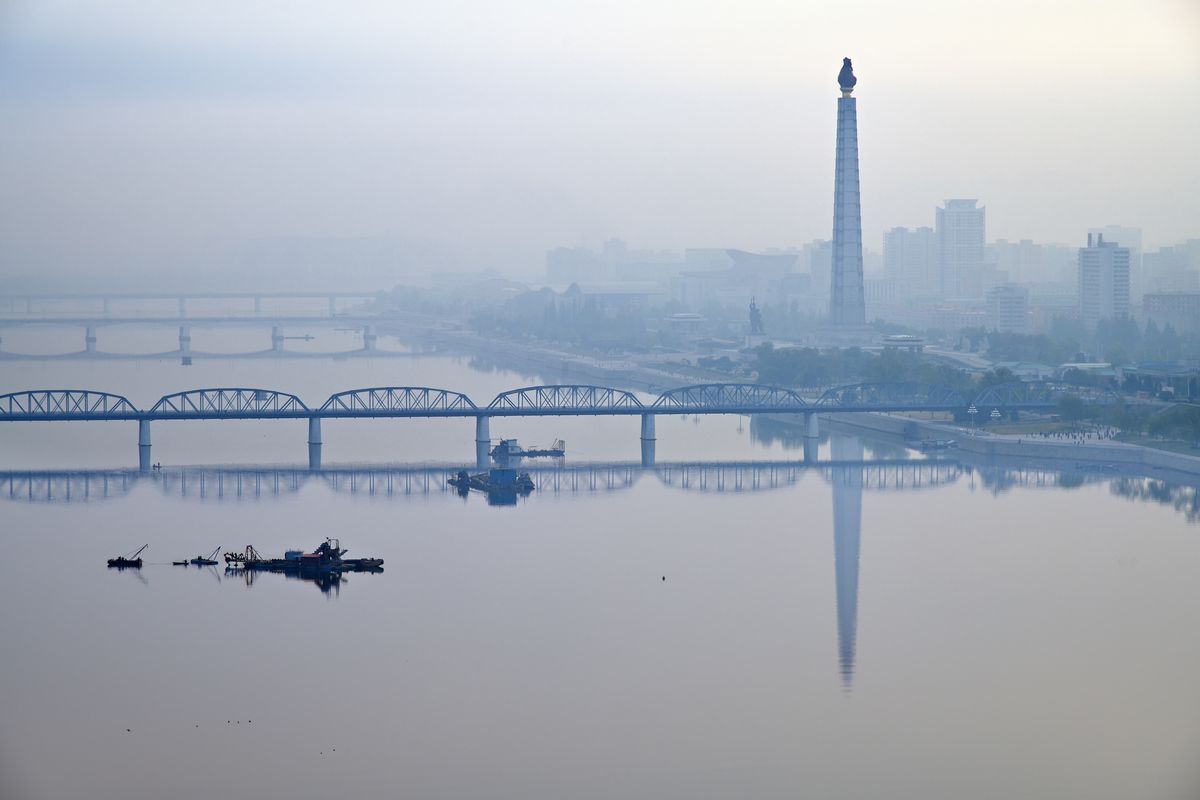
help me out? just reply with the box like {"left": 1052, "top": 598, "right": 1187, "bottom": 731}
{"left": 0, "top": 381, "right": 1121, "bottom": 421}
{"left": 0, "top": 381, "right": 1123, "bottom": 470}
{"left": 0, "top": 458, "right": 990, "bottom": 505}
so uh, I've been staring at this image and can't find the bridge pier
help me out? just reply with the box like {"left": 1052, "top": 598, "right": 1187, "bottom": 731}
{"left": 271, "top": 326, "right": 284, "bottom": 353}
{"left": 362, "top": 325, "right": 377, "bottom": 352}
{"left": 640, "top": 413, "right": 656, "bottom": 466}
{"left": 308, "top": 417, "right": 322, "bottom": 470}
{"left": 327, "top": 296, "right": 337, "bottom": 317}
{"left": 178, "top": 325, "right": 191, "bottom": 353}
{"left": 138, "top": 419, "right": 151, "bottom": 472}
{"left": 102, "top": 297, "right": 111, "bottom": 315}
{"left": 804, "top": 411, "right": 820, "bottom": 440}
{"left": 475, "top": 415, "right": 491, "bottom": 469}
{"left": 85, "top": 326, "right": 97, "bottom": 353}
{"left": 177, "top": 297, "right": 186, "bottom": 318}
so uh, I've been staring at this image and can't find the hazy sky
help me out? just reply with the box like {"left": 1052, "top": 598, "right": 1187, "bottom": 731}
{"left": 1, "top": 0, "right": 1197, "bottom": 280}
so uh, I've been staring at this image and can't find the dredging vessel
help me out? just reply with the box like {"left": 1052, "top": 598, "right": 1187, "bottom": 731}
{"left": 107, "top": 544, "right": 148, "bottom": 569}
{"left": 224, "top": 538, "right": 383, "bottom": 574}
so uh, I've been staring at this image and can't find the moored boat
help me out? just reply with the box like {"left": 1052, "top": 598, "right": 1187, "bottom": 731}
{"left": 108, "top": 544, "right": 148, "bottom": 569}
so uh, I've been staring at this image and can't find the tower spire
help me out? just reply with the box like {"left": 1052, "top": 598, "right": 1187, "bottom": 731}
{"left": 830, "top": 58, "right": 866, "bottom": 327}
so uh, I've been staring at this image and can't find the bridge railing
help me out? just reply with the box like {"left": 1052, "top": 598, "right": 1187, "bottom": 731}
{"left": 969, "top": 380, "right": 1123, "bottom": 410}
{"left": 815, "top": 382, "right": 968, "bottom": 409}
{"left": 320, "top": 387, "right": 477, "bottom": 415}
{"left": 652, "top": 383, "right": 809, "bottom": 412}
{"left": 150, "top": 388, "right": 309, "bottom": 417}
{"left": 0, "top": 390, "right": 140, "bottom": 420}
{"left": 487, "top": 385, "right": 644, "bottom": 414}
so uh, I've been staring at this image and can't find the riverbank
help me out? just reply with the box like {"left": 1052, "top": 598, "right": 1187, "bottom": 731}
{"left": 379, "top": 315, "right": 710, "bottom": 393}
{"left": 822, "top": 411, "right": 1200, "bottom": 478}
{"left": 380, "top": 314, "right": 1200, "bottom": 478}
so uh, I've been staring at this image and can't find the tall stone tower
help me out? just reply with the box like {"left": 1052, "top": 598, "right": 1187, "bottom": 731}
{"left": 830, "top": 57, "right": 866, "bottom": 326}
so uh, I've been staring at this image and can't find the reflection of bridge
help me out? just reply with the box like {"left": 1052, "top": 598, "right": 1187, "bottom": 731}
{"left": 6, "top": 447, "right": 1173, "bottom": 692}
{"left": 0, "top": 458, "right": 970, "bottom": 505}
{"left": 0, "top": 381, "right": 1123, "bottom": 470}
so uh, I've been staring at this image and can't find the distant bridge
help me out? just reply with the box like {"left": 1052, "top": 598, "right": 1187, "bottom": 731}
{"left": 0, "top": 381, "right": 1123, "bottom": 470}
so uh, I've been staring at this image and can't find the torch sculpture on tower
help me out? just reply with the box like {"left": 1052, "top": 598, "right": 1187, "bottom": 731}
{"left": 830, "top": 57, "right": 866, "bottom": 328}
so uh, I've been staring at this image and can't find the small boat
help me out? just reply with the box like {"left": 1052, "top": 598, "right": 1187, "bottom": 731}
{"left": 172, "top": 560, "right": 189, "bottom": 566}
{"left": 108, "top": 544, "right": 148, "bottom": 569}
{"left": 490, "top": 438, "right": 565, "bottom": 460}
{"left": 190, "top": 546, "right": 221, "bottom": 566}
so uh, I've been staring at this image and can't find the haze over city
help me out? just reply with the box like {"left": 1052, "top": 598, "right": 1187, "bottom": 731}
{"left": 1, "top": 4, "right": 1199, "bottom": 800}
{"left": 2, "top": 0, "right": 1198, "bottom": 283}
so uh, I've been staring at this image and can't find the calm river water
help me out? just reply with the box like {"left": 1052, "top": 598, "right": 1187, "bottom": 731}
{"left": 0, "top": 326, "right": 1198, "bottom": 799}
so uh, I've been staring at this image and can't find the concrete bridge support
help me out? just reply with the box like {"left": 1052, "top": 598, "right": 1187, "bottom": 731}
{"left": 271, "top": 326, "right": 284, "bottom": 353}
{"left": 640, "top": 413, "right": 656, "bottom": 466}
{"left": 802, "top": 412, "right": 820, "bottom": 463}
{"left": 308, "top": 417, "right": 322, "bottom": 470}
{"left": 804, "top": 411, "right": 820, "bottom": 440}
{"left": 475, "top": 415, "right": 491, "bottom": 469}
{"left": 85, "top": 327, "right": 97, "bottom": 353}
{"left": 178, "top": 325, "right": 191, "bottom": 353}
{"left": 362, "top": 325, "right": 377, "bottom": 352}
{"left": 138, "top": 419, "right": 151, "bottom": 472}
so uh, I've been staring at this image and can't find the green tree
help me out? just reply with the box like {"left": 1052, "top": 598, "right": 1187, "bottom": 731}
{"left": 1056, "top": 394, "right": 1086, "bottom": 423}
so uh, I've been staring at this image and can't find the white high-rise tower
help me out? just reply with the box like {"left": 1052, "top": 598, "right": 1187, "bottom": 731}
{"left": 830, "top": 57, "right": 866, "bottom": 326}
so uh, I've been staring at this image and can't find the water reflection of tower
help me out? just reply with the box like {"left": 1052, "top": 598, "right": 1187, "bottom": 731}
{"left": 830, "top": 433, "right": 863, "bottom": 690}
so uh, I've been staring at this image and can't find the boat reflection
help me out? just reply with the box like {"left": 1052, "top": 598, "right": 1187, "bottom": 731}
{"left": 225, "top": 563, "right": 383, "bottom": 597}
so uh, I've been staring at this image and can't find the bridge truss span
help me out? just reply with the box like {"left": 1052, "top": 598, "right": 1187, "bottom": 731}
{"left": 0, "top": 390, "right": 140, "bottom": 420}
{"left": 487, "top": 385, "right": 644, "bottom": 415}
{"left": 150, "top": 388, "right": 309, "bottom": 418}
{"left": 652, "top": 383, "right": 809, "bottom": 413}
{"left": 320, "top": 387, "right": 477, "bottom": 416}
{"left": 969, "top": 380, "right": 1123, "bottom": 410}
{"left": 816, "top": 382, "right": 967, "bottom": 411}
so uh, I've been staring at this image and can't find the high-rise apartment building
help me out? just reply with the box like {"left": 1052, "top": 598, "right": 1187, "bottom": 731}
{"left": 936, "top": 199, "right": 986, "bottom": 298}
{"left": 1088, "top": 225, "right": 1142, "bottom": 302}
{"left": 985, "top": 283, "right": 1029, "bottom": 333}
{"left": 883, "top": 226, "right": 936, "bottom": 297}
{"left": 1078, "top": 233, "right": 1130, "bottom": 328}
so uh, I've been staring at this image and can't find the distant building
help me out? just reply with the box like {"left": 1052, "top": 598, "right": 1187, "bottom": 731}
{"left": 936, "top": 199, "right": 986, "bottom": 298}
{"left": 985, "top": 283, "right": 1029, "bottom": 333}
{"left": 1143, "top": 242, "right": 1200, "bottom": 294}
{"left": 669, "top": 249, "right": 798, "bottom": 310}
{"left": 863, "top": 277, "right": 898, "bottom": 313}
{"left": 986, "top": 239, "right": 1077, "bottom": 289}
{"left": 1088, "top": 225, "right": 1142, "bottom": 302}
{"left": 558, "top": 283, "right": 668, "bottom": 317}
{"left": 546, "top": 247, "right": 603, "bottom": 285}
{"left": 883, "top": 226, "right": 936, "bottom": 297}
{"left": 805, "top": 240, "right": 833, "bottom": 299}
{"left": 1143, "top": 291, "right": 1200, "bottom": 333}
{"left": 1078, "top": 233, "right": 1130, "bottom": 328}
